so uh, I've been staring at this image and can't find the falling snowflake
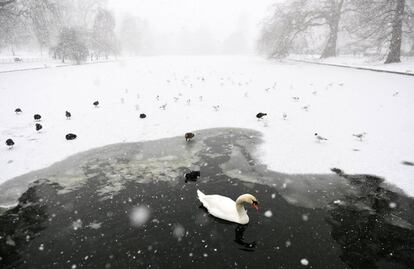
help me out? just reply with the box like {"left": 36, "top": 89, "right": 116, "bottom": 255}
{"left": 264, "top": 210, "right": 273, "bottom": 217}
{"left": 72, "top": 219, "right": 83, "bottom": 231}
{"left": 172, "top": 224, "right": 185, "bottom": 242}
{"left": 300, "top": 258, "right": 309, "bottom": 266}
{"left": 130, "top": 206, "right": 151, "bottom": 227}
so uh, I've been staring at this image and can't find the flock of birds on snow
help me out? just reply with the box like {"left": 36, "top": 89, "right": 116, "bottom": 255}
{"left": 4, "top": 75, "right": 394, "bottom": 225}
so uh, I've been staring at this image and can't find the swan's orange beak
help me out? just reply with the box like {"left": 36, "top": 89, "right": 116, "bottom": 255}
{"left": 252, "top": 202, "right": 259, "bottom": 211}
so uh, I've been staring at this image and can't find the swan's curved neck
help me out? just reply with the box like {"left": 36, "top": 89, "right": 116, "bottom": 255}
{"left": 235, "top": 196, "right": 248, "bottom": 214}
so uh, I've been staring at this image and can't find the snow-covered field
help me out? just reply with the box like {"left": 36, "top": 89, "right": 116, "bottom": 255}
{"left": 289, "top": 54, "right": 414, "bottom": 74}
{"left": 0, "top": 55, "right": 413, "bottom": 196}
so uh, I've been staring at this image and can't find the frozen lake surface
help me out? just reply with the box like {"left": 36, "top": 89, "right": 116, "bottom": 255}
{"left": 1, "top": 56, "right": 414, "bottom": 197}
{"left": 1, "top": 129, "right": 413, "bottom": 268}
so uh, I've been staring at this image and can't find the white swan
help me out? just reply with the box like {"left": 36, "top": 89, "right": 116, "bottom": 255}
{"left": 197, "top": 189, "right": 259, "bottom": 224}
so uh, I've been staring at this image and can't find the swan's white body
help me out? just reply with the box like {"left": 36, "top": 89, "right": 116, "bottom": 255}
{"left": 197, "top": 190, "right": 257, "bottom": 225}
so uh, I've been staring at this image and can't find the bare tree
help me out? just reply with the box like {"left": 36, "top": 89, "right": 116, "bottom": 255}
{"left": 349, "top": 0, "right": 412, "bottom": 63}
{"left": 319, "top": 0, "right": 346, "bottom": 58}
{"left": 258, "top": 0, "right": 309, "bottom": 58}
{"left": 91, "top": 8, "right": 117, "bottom": 59}
{"left": 54, "top": 27, "right": 88, "bottom": 64}
{"left": 0, "top": 0, "right": 27, "bottom": 55}
{"left": 258, "top": 0, "right": 349, "bottom": 59}
{"left": 21, "top": 0, "right": 62, "bottom": 54}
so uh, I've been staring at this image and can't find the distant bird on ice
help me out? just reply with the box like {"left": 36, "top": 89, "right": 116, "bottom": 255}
{"left": 282, "top": 113, "right": 288, "bottom": 120}
{"left": 6, "top": 138, "right": 14, "bottom": 149}
{"left": 34, "top": 114, "right": 41, "bottom": 121}
{"left": 185, "top": 132, "right": 195, "bottom": 142}
{"left": 393, "top": 91, "right": 399, "bottom": 97}
{"left": 315, "top": 133, "right": 328, "bottom": 141}
{"left": 66, "top": 133, "right": 77, "bottom": 140}
{"left": 292, "top": 96, "right": 300, "bottom": 101}
{"left": 139, "top": 113, "right": 147, "bottom": 119}
{"left": 159, "top": 103, "right": 167, "bottom": 110}
{"left": 65, "top": 111, "right": 71, "bottom": 119}
{"left": 212, "top": 105, "right": 220, "bottom": 111}
{"left": 353, "top": 132, "right": 367, "bottom": 141}
{"left": 15, "top": 108, "right": 22, "bottom": 114}
{"left": 256, "top": 113, "right": 267, "bottom": 119}
{"left": 93, "top": 101, "right": 99, "bottom": 107}
{"left": 35, "top": 123, "right": 42, "bottom": 132}
{"left": 302, "top": 106, "right": 310, "bottom": 111}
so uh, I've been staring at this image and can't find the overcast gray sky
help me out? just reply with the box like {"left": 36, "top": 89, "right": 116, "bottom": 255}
{"left": 108, "top": 0, "right": 276, "bottom": 47}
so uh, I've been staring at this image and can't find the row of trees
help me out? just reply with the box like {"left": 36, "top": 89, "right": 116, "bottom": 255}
{"left": 258, "top": 0, "right": 414, "bottom": 63}
{"left": 0, "top": 0, "right": 119, "bottom": 63}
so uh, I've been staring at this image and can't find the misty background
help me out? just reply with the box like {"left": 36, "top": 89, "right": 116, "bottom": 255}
{"left": 0, "top": 0, "right": 275, "bottom": 57}
{"left": 1, "top": 0, "right": 413, "bottom": 63}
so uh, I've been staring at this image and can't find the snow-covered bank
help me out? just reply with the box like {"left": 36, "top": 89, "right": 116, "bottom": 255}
{"left": 288, "top": 54, "right": 414, "bottom": 75}
{"left": 0, "top": 58, "right": 116, "bottom": 73}
{"left": 0, "top": 55, "right": 413, "bottom": 196}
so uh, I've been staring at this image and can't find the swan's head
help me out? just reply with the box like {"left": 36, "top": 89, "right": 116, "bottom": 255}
{"left": 237, "top": 194, "right": 259, "bottom": 211}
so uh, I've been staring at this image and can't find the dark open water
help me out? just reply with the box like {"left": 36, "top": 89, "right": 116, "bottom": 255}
{"left": 0, "top": 128, "right": 413, "bottom": 269}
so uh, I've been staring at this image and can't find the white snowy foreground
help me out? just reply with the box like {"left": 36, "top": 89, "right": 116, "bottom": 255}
{"left": 0, "top": 55, "right": 413, "bottom": 196}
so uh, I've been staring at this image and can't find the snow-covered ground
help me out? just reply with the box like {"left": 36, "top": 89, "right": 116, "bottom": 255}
{"left": 0, "top": 55, "right": 413, "bottom": 196}
{"left": 0, "top": 52, "right": 116, "bottom": 72}
{"left": 289, "top": 54, "right": 414, "bottom": 74}
{"left": 0, "top": 59, "right": 115, "bottom": 73}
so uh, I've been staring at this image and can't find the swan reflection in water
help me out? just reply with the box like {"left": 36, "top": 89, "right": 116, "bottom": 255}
{"left": 235, "top": 225, "right": 257, "bottom": 252}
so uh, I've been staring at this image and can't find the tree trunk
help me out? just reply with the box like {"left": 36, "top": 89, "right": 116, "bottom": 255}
{"left": 320, "top": 0, "right": 344, "bottom": 59}
{"left": 320, "top": 18, "right": 340, "bottom": 58}
{"left": 408, "top": 39, "right": 414, "bottom": 56}
{"left": 385, "top": 0, "right": 405, "bottom": 64}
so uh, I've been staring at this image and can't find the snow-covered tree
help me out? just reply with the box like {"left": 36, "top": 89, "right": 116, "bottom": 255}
{"left": 0, "top": 0, "right": 29, "bottom": 54}
{"left": 258, "top": 0, "right": 348, "bottom": 58}
{"left": 20, "top": 0, "right": 62, "bottom": 54}
{"left": 53, "top": 27, "right": 88, "bottom": 64}
{"left": 348, "top": 0, "right": 413, "bottom": 63}
{"left": 91, "top": 8, "right": 117, "bottom": 59}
